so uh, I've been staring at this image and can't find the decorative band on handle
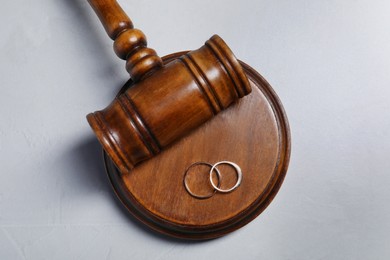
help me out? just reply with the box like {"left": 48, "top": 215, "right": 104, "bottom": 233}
{"left": 88, "top": 0, "right": 163, "bottom": 81}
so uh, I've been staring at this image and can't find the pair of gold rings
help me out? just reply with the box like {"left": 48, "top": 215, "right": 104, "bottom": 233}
{"left": 184, "top": 161, "right": 243, "bottom": 199}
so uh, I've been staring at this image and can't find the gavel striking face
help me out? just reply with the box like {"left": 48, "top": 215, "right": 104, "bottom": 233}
{"left": 86, "top": 0, "right": 251, "bottom": 174}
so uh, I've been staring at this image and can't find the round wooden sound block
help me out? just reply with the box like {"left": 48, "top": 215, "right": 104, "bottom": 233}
{"left": 104, "top": 52, "right": 291, "bottom": 240}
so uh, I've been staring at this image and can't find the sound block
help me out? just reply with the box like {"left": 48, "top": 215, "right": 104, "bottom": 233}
{"left": 103, "top": 52, "right": 291, "bottom": 240}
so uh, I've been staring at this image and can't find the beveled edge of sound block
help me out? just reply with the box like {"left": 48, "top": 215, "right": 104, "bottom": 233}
{"left": 103, "top": 52, "right": 291, "bottom": 240}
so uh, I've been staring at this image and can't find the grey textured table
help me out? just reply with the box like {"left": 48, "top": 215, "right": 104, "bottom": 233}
{"left": 1, "top": 0, "right": 389, "bottom": 259}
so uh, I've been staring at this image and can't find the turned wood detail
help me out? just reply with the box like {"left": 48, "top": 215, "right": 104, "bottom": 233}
{"left": 87, "top": 35, "right": 252, "bottom": 173}
{"left": 88, "top": 0, "right": 163, "bottom": 81}
{"left": 103, "top": 53, "right": 291, "bottom": 240}
{"left": 86, "top": 0, "right": 252, "bottom": 174}
{"left": 84, "top": 0, "right": 290, "bottom": 241}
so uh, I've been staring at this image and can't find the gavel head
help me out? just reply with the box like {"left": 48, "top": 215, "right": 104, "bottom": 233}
{"left": 87, "top": 35, "right": 251, "bottom": 174}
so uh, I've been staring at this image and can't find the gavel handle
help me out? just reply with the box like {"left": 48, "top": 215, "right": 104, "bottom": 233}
{"left": 88, "top": 0, "right": 163, "bottom": 82}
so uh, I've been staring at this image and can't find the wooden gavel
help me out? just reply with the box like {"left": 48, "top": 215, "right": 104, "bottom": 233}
{"left": 86, "top": 0, "right": 252, "bottom": 174}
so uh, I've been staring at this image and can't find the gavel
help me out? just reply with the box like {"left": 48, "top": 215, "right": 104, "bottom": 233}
{"left": 86, "top": 0, "right": 252, "bottom": 174}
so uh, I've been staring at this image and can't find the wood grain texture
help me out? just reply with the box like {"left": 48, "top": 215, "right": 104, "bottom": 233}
{"left": 103, "top": 53, "right": 291, "bottom": 240}
{"left": 87, "top": 35, "right": 251, "bottom": 173}
{"left": 86, "top": 0, "right": 290, "bottom": 240}
{"left": 88, "top": 0, "right": 162, "bottom": 81}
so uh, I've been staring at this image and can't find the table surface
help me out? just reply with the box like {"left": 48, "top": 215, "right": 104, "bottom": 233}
{"left": 1, "top": 0, "right": 389, "bottom": 259}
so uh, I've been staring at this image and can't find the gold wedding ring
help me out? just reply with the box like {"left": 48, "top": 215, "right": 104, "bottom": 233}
{"left": 183, "top": 162, "right": 221, "bottom": 200}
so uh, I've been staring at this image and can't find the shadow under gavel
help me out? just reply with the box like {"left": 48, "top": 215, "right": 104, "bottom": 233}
{"left": 86, "top": 0, "right": 252, "bottom": 174}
